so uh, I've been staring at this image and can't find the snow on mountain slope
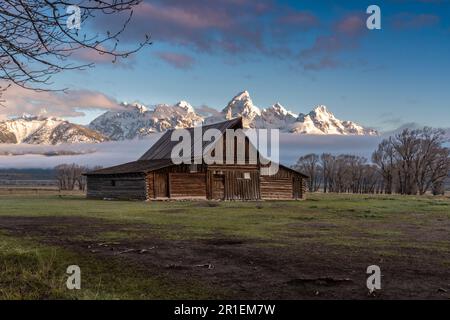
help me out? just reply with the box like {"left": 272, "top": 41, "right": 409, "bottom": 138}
{"left": 0, "top": 116, "right": 107, "bottom": 145}
{"left": 291, "top": 105, "right": 377, "bottom": 135}
{"left": 256, "top": 103, "right": 298, "bottom": 129}
{"left": 206, "top": 92, "right": 377, "bottom": 135}
{"left": 89, "top": 101, "right": 203, "bottom": 140}
{"left": 0, "top": 91, "right": 377, "bottom": 145}
{"left": 222, "top": 91, "right": 261, "bottom": 128}
{"left": 89, "top": 91, "right": 378, "bottom": 140}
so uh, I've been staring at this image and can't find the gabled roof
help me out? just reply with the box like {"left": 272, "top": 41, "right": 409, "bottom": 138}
{"left": 279, "top": 164, "right": 309, "bottom": 178}
{"left": 139, "top": 117, "right": 243, "bottom": 160}
{"left": 85, "top": 159, "right": 173, "bottom": 175}
{"left": 86, "top": 118, "right": 243, "bottom": 176}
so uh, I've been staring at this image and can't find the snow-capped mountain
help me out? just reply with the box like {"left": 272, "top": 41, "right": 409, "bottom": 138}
{"left": 291, "top": 105, "right": 378, "bottom": 135}
{"left": 206, "top": 91, "right": 377, "bottom": 135}
{"left": 88, "top": 90, "right": 378, "bottom": 140}
{"left": 89, "top": 101, "right": 203, "bottom": 140}
{"left": 223, "top": 91, "right": 261, "bottom": 127}
{"left": 0, "top": 115, "right": 107, "bottom": 145}
{"left": 0, "top": 91, "right": 377, "bottom": 145}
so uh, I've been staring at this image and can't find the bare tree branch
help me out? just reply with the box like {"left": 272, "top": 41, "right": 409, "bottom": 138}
{"left": 0, "top": 0, "right": 151, "bottom": 97}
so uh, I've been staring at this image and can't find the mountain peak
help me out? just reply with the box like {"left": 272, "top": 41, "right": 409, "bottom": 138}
{"left": 271, "top": 103, "right": 290, "bottom": 116}
{"left": 222, "top": 90, "right": 261, "bottom": 124}
{"left": 175, "top": 100, "right": 194, "bottom": 113}
{"left": 293, "top": 105, "right": 378, "bottom": 136}
{"left": 122, "top": 101, "right": 148, "bottom": 113}
{"left": 311, "top": 105, "right": 335, "bottom": 117}
{"left": 234, "top": 90, "right": 250, "bottom": 99}
{"left": 313, "top": 105, "right": 329, "bottom": 113}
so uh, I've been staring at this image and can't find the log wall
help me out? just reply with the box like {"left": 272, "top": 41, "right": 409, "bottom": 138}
{"left": 86, "top": 174, "right": 147, "bottom": 200}
{"left": 260, "top": 166, "right": 306, "bottom": 200}
{"left": 87, "top": 164, "right": 306, "bottom": 201}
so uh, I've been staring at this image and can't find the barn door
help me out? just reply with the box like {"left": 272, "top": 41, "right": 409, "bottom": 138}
{"left": 155, "top": 173, "right": 169, "bottom": 198}
{"left": 212, "top": 174, "right": 225, "bottom": 200}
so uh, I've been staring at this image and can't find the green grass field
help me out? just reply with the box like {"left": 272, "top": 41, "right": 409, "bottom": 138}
{"left": 0, "top": 193, "right": 449, "bottom": 299}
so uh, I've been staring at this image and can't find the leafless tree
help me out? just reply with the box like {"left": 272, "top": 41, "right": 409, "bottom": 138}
{"left": 320, "top": 153, "right": 334, "bottom": 193}
{"left": 294, "top": 154, "right": 322, "bottom": 192}
{"left": 372, "top": 138, "right": 395, "bottom": 194}
{"left": 294, "top": 128, "right": 449, "bottom": 196}
{"left": 0, "top": 0, "right": 150, "bottom": 97}
{"left": 295, "top": 153, "right": 383, "bottom": 194}
{"left": 373, "top": 128, "right": 450, "bottom": 195}
{"left": 55, "top": 163, "right": 100, "bottom": 190}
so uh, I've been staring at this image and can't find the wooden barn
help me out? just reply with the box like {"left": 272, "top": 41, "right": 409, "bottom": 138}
{"left": 85, "top": 118, "right": 308, "bottom": 201}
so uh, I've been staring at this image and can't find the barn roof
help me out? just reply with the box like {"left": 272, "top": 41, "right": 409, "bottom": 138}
{"left": 85, "top": 159, "right": 173, "bottom": 175}
{"left": 138, "top": 117, "right": 243, "bottom": 161}
{"left": 279, "top": 164, "right": 309, "bottom": 178}
{"left": 86, "top": 118, "right": 243, "bottom": 176}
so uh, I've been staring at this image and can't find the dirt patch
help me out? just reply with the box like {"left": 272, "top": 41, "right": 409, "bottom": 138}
{"left": 0, "top": 216, "right": 147, "bottom": 240}
{"left": 0, "top": 216, "right": 449, "bottom": 300}
{"left": 205, "top": 239, "right": 244, "bottom": 246}
{"left": 287, "top": 277, "right": 353, "bottom": 287}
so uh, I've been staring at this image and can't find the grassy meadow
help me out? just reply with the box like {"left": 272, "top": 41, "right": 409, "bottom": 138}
{"left": 0, "top": 192, "right": 449, "bottom": 299}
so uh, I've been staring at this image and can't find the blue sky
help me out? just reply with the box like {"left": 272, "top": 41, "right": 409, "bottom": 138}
{"left": 4, "top": 0, "right": 450, "bottom": 131}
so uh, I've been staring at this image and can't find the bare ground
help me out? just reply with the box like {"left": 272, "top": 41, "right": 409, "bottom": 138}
{"left": 0, "top": 216, "right": 448, "bottom": 300}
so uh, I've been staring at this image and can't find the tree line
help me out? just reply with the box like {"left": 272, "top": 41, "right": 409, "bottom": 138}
{"left": 294, "top": 128, "right": 450, "bottom": 195}
{"left": 54, "top": 164, "right": 101, "bottom": 191}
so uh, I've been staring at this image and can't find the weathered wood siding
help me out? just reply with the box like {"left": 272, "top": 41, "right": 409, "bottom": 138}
{"left": 211, "top": 174, "right": 225, "bottom": 200}
{"left": 260, "top": 167, "right": 294, "bottom": 200}
{"left": 260, "top": 177, "right": 292, "bottom": 200}
{"left": 146, "top": 172, "right": 155, "bottom": 199}
{"left": 169, "top": 173, "right": 207, "bottom": 198}
{"left": 87, "top": 163, "right": 306, "bottom": 201}
{"left": 154, "top": 172, "right": 169, "bottom": 198}
{"left": 207, "top": 165, "right": 260, "bottom": 200}
{"left": 86, "top": 174, "right": 147, "bottom": 200}
{"left": 146, "top": 164, "right": 207, "bottom": 199}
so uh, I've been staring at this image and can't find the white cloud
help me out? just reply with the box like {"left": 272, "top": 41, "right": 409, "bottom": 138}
{"left": 0, "top": 84, "right": 123, "bottom": 120}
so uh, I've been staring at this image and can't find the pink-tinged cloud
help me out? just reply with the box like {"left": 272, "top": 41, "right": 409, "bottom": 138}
{"left": 71, "top": 47, "right": 115, "bottom": 64}
{"left": 303, "top": 57, "right": 341, "bottom": 71}
{"left": 70, "top": 47, "right": 136, "bottom": 69}
{"left": 298, "top": 14, "right": 367, "bottom": 71}
{"left": 300, "top": 35, "right": 343, "bottom": 59}
{"left": 93, "top": 0, "right": 307, "bottom": 56}
{"left": 391, "top": 13, "right": 440, "bottom": 29}
{"left": 138, "top": 2, "right": 231, "bottom": 30}
{"left": 277, "top": 12, "right": 319, "bottom": 28}
{"left": 155, "top": 52, "right": 195, "bottom": 69}
{"left": 0, "top": 84, "right": 122, "bottom": 119}
{"left": 336, "top": 15, "right": 366, "bottom": 36}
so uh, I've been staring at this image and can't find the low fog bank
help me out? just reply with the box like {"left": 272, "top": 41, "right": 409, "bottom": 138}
{"left": 279, "top": 134, "right": 382, "bottom": 165}
{"left": 0, "top": 133, "right": 383, "bottom": 169}
{"left": 0, "top": 134, "right": 162, "bottom": 169}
